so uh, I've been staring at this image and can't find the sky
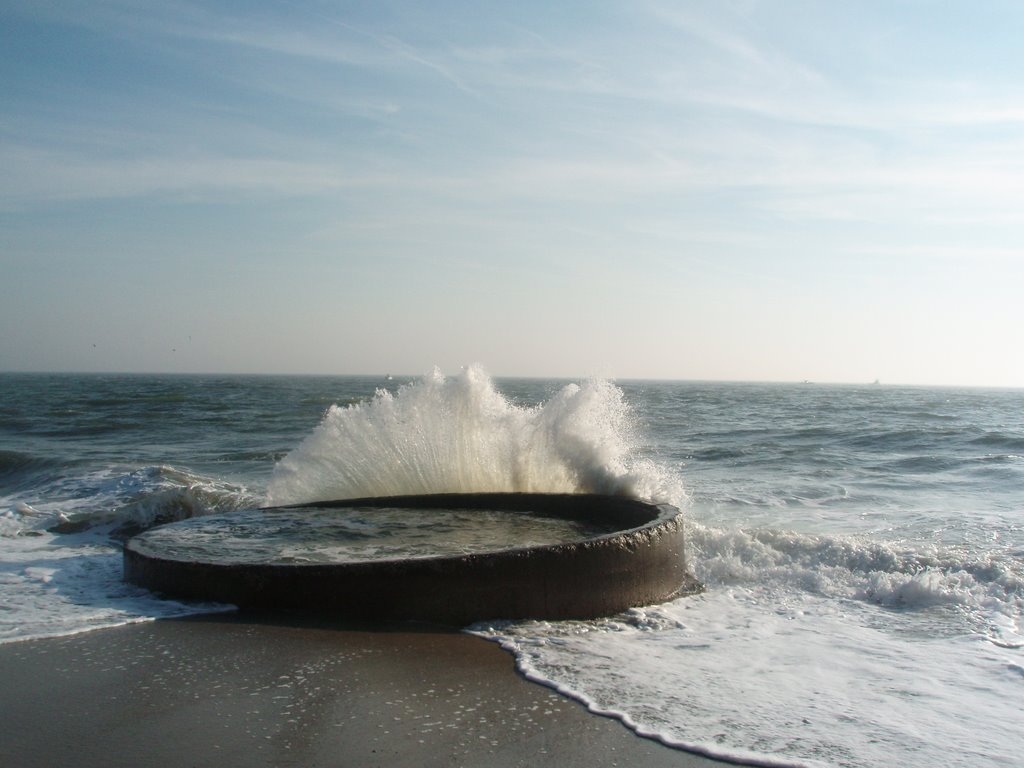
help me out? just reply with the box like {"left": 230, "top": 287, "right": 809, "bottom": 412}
{"left": 2, "top": 0, "right": 1023, "bottom": 386}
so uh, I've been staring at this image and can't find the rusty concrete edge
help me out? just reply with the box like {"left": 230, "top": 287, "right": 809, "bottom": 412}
{"left": 123, "top": 493, "right": 703, "bottom": 624}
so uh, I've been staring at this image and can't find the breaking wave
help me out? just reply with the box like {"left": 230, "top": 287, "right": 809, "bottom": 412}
{"left": 267, "top": 365, "right": 683, "bottom": 506}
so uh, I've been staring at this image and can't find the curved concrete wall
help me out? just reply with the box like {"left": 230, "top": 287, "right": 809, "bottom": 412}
{"left": 123, "top": 493, "right": 702, "bottom": 624}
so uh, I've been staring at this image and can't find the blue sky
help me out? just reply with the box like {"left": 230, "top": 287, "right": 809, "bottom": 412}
{"left": 2, "top": 0, "right": 1023, "bottom": 385}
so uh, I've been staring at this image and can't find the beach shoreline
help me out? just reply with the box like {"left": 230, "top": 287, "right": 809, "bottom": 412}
{"left": 0, "top": 613, "right": 724, "bottom": 767}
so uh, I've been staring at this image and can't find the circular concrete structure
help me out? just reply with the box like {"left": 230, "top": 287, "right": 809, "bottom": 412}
{"left": 123, "top": 493, "right": 701, "bottom": 624}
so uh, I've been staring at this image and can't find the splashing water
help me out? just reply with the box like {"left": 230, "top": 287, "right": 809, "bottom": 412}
{"left": 267, "top": 365, "right": 683, "bottom": 506}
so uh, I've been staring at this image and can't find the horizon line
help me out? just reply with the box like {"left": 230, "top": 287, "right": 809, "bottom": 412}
{"left": 1, "top": 368, "right": 1020, "bottom": 391}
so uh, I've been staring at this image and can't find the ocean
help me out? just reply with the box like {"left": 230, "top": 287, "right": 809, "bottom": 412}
{"left": 1, "top": 368, "right": 1021, "bottom": 767}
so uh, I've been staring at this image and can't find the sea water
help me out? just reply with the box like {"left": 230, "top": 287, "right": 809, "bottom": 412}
{"left": 130, "top": 505, "right": 616, "bottom": 564}
{"left": 1, "top": 368, "right": 1021, "bottom": 767}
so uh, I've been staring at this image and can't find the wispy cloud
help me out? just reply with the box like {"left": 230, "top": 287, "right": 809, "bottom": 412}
{"left": 6, "top": 1, "right": 1024, "bottom": 231}
{"left": 0, "top": 144, "right": 367, "bottom": 209}
{"left": 646, "top": 1, "right": 827, "bottom": 89}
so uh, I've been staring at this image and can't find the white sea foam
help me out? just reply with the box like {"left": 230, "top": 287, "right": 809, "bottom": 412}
{"left": 473, "top": 516, "right": 1023, "bottom": 767}
{"left": 1, "top": 465, "right": 257, "bottom": 537}
{"left": 0, "top": 466, "right": 250, "bottom": 643}
{"left": 0, "top": 526, "right": 231, "bottom": 644}
{"left": 474, "top": 587, "right": 1023, "bottom": 768}
{"left": 686, "top": 523, "right": 1023, "bottom": 638}
{"left": 267, "top": 364, "right": 683, "bottom": 506}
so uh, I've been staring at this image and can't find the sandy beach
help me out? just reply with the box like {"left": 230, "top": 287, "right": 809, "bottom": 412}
{"left": 0, "top": 614, "right": 724, "bottom": 768}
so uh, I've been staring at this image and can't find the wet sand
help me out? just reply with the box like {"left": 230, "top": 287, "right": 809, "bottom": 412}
{"left": 0, "top": 614, "right": 725, "bottom": 767}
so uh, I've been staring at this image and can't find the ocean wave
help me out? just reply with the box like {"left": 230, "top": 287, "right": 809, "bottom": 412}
{"left": 843, "top": 427, "right": 961, "bottom": 451}
{"left": 267, "top": 365, "right": 685, "bottom": 507}
{"left": 0, "top": 449, "right": 62, "bottom": 485}
{"left": 4, "top": 465, "right": 258, "bottom": 538}
{"left": 686, "top": 522, "right": 1023, "bottom": 635}
{"left": 969, "top": 432, "right": 1024, "bottom": 451}
{"left": 688, "top": 447, "right": 749, "bottom": 461}
{"left": 876, "top": 455, "right": 964, "bottom": 473}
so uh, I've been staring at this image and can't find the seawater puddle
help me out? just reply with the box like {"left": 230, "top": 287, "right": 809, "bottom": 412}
{"left": 130, "top": 506, "right": 618, "bottom": 564}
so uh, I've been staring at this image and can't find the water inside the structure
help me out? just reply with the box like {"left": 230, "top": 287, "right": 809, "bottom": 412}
{"left": 129, "top": 506, "right": 618, "bottom": 564}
